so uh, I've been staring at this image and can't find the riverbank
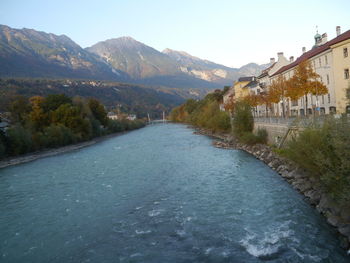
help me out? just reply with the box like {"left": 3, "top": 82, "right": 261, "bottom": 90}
{"left": 0, "top": 130, "right": 134, "bottom": 169}
{"left": 194, "top": 127, "right": 350, "bottom": 252}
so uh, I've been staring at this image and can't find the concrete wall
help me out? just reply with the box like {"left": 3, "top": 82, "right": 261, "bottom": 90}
{"left": 254, "top": 122, "right": 289, "bottom": 145}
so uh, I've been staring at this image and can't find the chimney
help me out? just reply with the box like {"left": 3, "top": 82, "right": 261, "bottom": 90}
{"left": 270, "top": 58, "right": 275, "bottom": 63}
{"left": 302, "top": 47, "right": 306, "bottom": 54}
{"left": 321, "top": 33, "right": 328, "bottom": 44}
{"left": 289, "top": 56, "right": 294, "bottom": 62}
{"left": 277, "top": 52, "right": 284, "bottom": 61}
{"left": 336, "top": 26, "right": 341, "bottom": 36}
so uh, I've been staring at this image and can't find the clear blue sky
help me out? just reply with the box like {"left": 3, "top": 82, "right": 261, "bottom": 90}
{"left": 1, "top": 0, "right": 350, "bottom": 67}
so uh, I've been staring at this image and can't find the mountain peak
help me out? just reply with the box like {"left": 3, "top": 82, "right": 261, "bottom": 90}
{"left": 163, "top": 48, "right": 193, "bottom": 58}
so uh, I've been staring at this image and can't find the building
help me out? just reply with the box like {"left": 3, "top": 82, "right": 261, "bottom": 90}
{"left": 233, "top": 76, "right": 256, "bottom": 100}
{"left": 255, "top": 53, "right": 291, "bottom": 116}
{"left": 270, "top": 26, "right": 350, "bottom": 116}
{"left": 107, "top": 112, "right": 118, "bottom": 120}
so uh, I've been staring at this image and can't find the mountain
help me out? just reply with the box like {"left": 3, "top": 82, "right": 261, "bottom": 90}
{"left": 0, "top": 25, "right": 128, "bottom": 81}
{"left": 87, "top": 37, "right": 269, "bottom": 88}
{"left": 163, "top": 49, "right": 270, "bottom": 85}
{"left": 86, "top": 37, "right": 221, "bottom": 90}
{"left": 86, "top": 37, "right": 179, "bottom": 79}
{"left": 0, "top": 25, "right": 270, "bottom": 93}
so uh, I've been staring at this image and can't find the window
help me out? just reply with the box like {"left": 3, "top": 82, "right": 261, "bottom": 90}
{"left": 319, "top": 57, "right": 321, "bottom": 67}
{"left": 322, "top": 95, "right": 324, "bottom": 104}
{"left": 313, "top": 61, "right": 316, "bottom": 68}
{"left": 328, "top": 94, "right": 331, "bottom": 103}
{"left": 325, "top": 55, "right": 328, "bottom": 64}
{"left": 320, "top": 107, "right": 325, "bottom": 115}
{"left": 326, "top": 74, "right": 330, "bottom": 85}
{"left": 345, "top": 69, "right": 349, "bottom": 79}
{"left": 344, "top": 48, "right": 348, "bottom": 58}
{"left": 292, "top": 100, "right": 298, "bottom": 106}
{"left": 329, "top": 107, "right": 336, "bottom": 114}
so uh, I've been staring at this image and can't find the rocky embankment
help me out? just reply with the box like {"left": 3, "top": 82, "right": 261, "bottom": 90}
{"left": 195, "top": 128, "right": 350, "bottom": 251}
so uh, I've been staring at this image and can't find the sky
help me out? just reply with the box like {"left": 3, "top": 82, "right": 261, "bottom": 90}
{"left": 1, "top": 0, "right": 350, "bottom": 68}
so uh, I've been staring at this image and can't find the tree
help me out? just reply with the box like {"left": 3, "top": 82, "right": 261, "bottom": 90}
{"left": 88, "top": 98, "right": 108, "bottom": 126}
{"left": 42, "top": 94, "right": 72, "bottom": 112}
{"left": 8, "top": 96, "right": 31, "bottom": 123}
{"left": 286, "top": 60, "right": 327, "bottom": 115}
{"left": 258, "top": 91, "right": 272, "bottom": 117}
{"left": 268, "top": 75, "right": 288, "bottom": 117}
{"left": 232, "top": 101, "right": 254, "bottom": 137}
{"left": 28, "top": 96, "right": 48, "bottom": 131}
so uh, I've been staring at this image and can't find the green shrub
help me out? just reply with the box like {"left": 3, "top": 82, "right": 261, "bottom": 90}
{"left": 7, "top": 125, "right": 33, "bottom": 155}
{"left": 256, "top": 128, "right": 268, "bottom": 144}
{"left": 284, "top": 117, "right": 350, "bottom": 203}
{"left": 240, "top": 132, "right": 260, "bottom": 145}
{"left": 44, "top": 124, "right": 76, "bottom": 148}
{"left": 232, "top": 101, "right": 253, "bottom": 137}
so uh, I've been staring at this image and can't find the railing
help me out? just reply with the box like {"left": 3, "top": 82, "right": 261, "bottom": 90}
{"left": 254, "top": 115, "right": 337, "bottom": 128}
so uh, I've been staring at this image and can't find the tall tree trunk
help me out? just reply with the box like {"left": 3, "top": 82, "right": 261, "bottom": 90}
{"left": 305, "top": 94, "right": 308, "bottom": 116}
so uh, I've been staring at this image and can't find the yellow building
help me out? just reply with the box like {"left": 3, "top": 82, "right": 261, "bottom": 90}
{"left": 330, "top": 35, "right": 350, "bottom": 113}
{"left": 233, "top": 76, "right": 255, "bottom": 100}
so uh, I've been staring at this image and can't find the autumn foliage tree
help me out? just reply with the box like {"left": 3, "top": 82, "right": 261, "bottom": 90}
{"left": 286, "top": 60, "right": 327, "bottom": 115}
{"left": 268, "top": 75, "right": 288, "bottom": 117}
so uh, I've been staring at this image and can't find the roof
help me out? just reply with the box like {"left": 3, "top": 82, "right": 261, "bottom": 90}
{"left": 238, "top": 76, "right": 255, "bottom": 82}
{"left": 242, "top": 80, "right": 259, "bottom": 89}
{"left": 257, "top": 62, "right": 276, "bottom": 79}
{"left": 271, "top": 29, "right": 350, "bottom": 77}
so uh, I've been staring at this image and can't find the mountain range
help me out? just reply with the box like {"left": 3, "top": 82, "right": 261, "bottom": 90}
{"left": 0, "top": 25, "right": 270, "bottom": 92}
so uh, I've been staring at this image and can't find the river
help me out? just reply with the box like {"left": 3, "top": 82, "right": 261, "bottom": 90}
{"left": 0, "top": 124, "right": 348, "bottom": 262}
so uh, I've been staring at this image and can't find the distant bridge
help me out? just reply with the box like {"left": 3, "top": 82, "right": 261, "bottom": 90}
{"left": 148, "top": 119, "right": 169, "bottom": 124}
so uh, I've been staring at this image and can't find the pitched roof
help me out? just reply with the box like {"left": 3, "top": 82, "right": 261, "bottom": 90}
{"left": 257, "top": 62, "right": 276, "bottom": 79}
{"left": 238, "top": 76, "right": 255, "bottom": 82}
{"left": 271, "top": 29, "right": 350, "bottom": 77}
{"left": 243, "top": 80, "right": 259, "bottom": 89}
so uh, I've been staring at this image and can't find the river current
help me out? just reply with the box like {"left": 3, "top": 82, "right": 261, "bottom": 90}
{"left": 0, "top": 124, "right": 348, "bottom": 262}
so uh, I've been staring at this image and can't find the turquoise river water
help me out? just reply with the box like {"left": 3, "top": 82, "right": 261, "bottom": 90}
{"left": 0, "top": 123, "right": 349, "bottom": 262}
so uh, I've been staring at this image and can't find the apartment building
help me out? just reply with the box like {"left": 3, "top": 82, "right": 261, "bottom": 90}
{"left": 270, "top": 26, "right": 350, "bottom": 116}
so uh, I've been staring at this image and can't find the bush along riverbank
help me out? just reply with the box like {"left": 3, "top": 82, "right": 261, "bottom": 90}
{"left": 0, "top": 94, "right": 145, "bottom": 162}
{"left": 172, "top": 96, "right": 350, "bottom": 251}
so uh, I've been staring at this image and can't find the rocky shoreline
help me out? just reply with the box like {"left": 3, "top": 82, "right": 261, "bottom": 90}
{"left": 195, "top": 127, "right": 350, "bottom": 252}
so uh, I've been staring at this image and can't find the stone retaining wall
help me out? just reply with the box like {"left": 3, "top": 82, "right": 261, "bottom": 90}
{"left": 254, "top": 122, "right": 289, "bottom": 145}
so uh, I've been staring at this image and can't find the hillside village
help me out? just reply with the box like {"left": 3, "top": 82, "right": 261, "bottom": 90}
{"left": 223, "top": 26, "right": 350, "bottom": 117}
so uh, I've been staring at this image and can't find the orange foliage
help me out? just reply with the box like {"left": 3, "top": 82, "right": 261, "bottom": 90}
{"left": 286, "top": 60, "right": 328, "bottom": 101}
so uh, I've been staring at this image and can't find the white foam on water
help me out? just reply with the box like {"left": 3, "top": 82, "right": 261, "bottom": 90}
{"left": 148, "top": 209, "right": 163, "bottom": 217}
{"left": 135, "top": 230, "right": 152, "bottom": 235}
{"left": 130, "top": 253, "right": 142, "bottom": 258}
{"left": 240, "top": 224, "right": 293, "bottom": 259}
{"left": 205, "top": 247, "right": 213, "bottom": 255}
{"left": 135, "top": 206, "right": 143, "bottom": 210}
{"left": 153, "top": 201, "right": 160, "bottom": 205}
{"left": 175, "top": 229, "right": 186, "bottom": 237}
